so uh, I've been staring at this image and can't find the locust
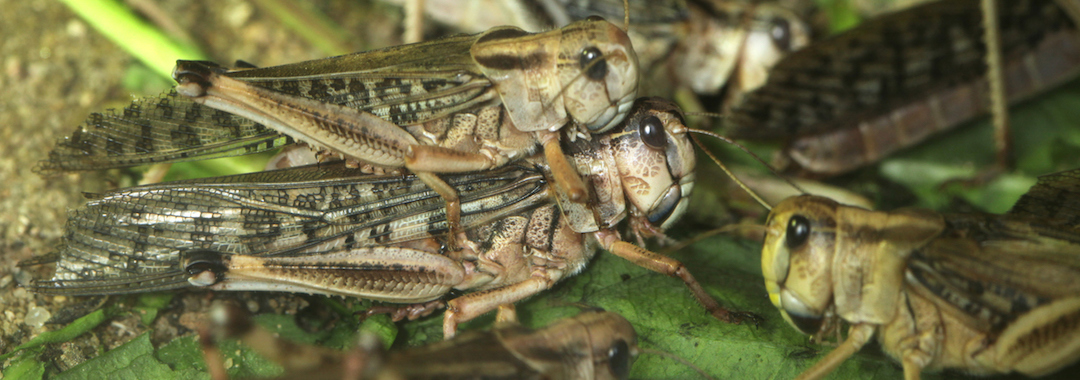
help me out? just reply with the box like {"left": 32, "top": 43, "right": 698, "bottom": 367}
{"left": 36, "top": 16, "right": 640, "bottom": 246}
{"left": 728, "top": 0, "right": 1080, "bottom": 177}
{"left": 757, "top": 168, "right": 1080, "bottom": 379}
{"left": 385, "top": 0, "right": 810, "bottom": 105}
{"left": 200, "top": 305, "right": 648, "bottom": 380}
{"left": 30, "top": 97, "right": 756, "bottom": 338}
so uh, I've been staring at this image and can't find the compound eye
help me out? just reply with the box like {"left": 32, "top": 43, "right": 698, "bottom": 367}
{"left": 580, "top": 46, "right": 608, "bottom": 81}
{"left": 770, "top": 17, "right": 793, "bottom": 51}
{"left": 639, "top": 115, "right": 667, "bottom": 149}
{"left": 586, "top": 15, "right": 606, "bottom": 22}
{"left": 785, "top": 215, "right": 810, "bottom": 250}
{"left": 607, "top": 339, "right": 631, "bottom": 380}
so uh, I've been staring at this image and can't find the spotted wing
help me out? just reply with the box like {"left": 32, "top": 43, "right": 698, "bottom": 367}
{"left": 38, "top": 33, "right": 493, "bottom": 172}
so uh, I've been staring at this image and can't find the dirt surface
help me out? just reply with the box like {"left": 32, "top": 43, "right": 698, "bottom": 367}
{"left": 0, "top": 0, "right": 403, "bottom": 370}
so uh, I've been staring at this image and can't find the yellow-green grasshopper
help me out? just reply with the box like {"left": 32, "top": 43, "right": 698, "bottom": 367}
{"left": 37, "top": 17, "right": 639, "bottom": 246}
{"left": 759, "top": 168, "right": 1080, "bottom": 379}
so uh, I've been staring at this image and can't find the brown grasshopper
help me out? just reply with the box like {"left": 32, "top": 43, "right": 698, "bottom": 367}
{"left": 200, "top": 305, "right": 647, "bottom": 380}
{"left": 728, "top": 0, "right": 1080, "bottom": 177}
{"left": 31, "top": 97, "right": 756, "bottom": 338}
{"left": 758, "top": 168, "right": 1080, "bottom": 379}
{"left": 37, "top": 17, "right": 639, "bottom": 246}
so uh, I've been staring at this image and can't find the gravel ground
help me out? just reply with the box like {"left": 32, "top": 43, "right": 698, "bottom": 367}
{"left": 0, "top": 0, "right": 402, "bottom": 371}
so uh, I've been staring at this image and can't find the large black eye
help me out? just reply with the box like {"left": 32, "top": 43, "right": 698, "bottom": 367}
{"left": 608, "top": 339, "right": 631, "bottom": 380}
{"left": 586, "top": 15, "right": 606, "bottom": 22}
{"left": 580, "top": 46, "right": 608, "bottom": 81}
{"left": 785, "top": 215, "right": 810, "bottom": 249}
{"left": 639, "top": 115, "right": 667, "bottom": 149}
{"left": 770, "top": 17, "right": 792, "bottom": 51}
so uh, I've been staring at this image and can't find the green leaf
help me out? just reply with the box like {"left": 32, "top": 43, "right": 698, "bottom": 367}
{"left": 54, "top": 334, "right": 175, "bottom": 380}
{"left": 253, "top": 313, "right": 329, "bottom": 346}
{"left": 358, "top": 314, "right": 397, "bottom": 350}
{"left": 134, "top": 293, "right": 174, "bottom": 326}
{"left": 156, "top": 335, "right": 283, "bottom": 379}
{"left": 0, "top": 308, "right": 113, "bottom": 361}
{"left": 154, "top": 335, "right": 208, "bottom": 374}
{"left": 2, "top": 353, "right": 45, "bottom": 380}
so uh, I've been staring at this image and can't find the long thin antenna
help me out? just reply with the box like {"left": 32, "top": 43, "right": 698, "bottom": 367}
{"left": 689, "top": 128, "right": 808, "bottom": 197}
{"left": 690, "top": 133, "right": 772, "bottom": 211}
{"left": 623, "top": 0, "right": 630, "bottom": 31}
{"left": 690, "top": 129, "right": 811, "bottom": 211}
{"left": 661, "top": 223, "right": 766, "bottom": 256}
{"left": 685, "top": 111, "right": 726, "bottom": 119}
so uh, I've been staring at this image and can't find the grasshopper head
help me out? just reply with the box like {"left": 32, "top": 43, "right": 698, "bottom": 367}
{"left": 559, "top": 17, "right": 639, "bottom": 133}
{"left": 732, "top": 5, "right": 810, "bottom": 94}
{"left": 611, "top": 97, "right": 694, "bottom": 231}
{"left": 761, "top": 195, "right": 839, "bottom": 336}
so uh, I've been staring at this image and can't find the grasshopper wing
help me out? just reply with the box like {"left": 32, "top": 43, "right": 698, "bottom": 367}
{"left": 38, "top": 34, "right": 493, "bottom": 172}
{"left": 908, "top": 169, "right": 1080, "bottom": 333}
{"left": 32, "top": 162, "right": 547, "bottom": 295}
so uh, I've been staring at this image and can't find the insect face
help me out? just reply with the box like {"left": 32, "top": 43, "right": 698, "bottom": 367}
{"left": 558, "top": 18, "right": 639, "bottom": 133}
{"left": 761, "top": 195, "right": 841, "bottom": 335}
{"left": 611, "top": 97, "right": 694, "bottom": 230}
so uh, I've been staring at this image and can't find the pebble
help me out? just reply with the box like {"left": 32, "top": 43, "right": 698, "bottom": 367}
{"left": 246, "top": 300, "right": 259, "bottom": 313}
{"left": 25, "top": 306, "right": 51, "bottom": 328}
{"left": 65, "top": 19, "right": 86, "bottom": 37}
{"left": 14, "top": 269, "right": 33, "bottom": 286}
{"left": 12, "top": 288, "right": 29, "bottom": 299}
{"left": 0, "top": 274, "right": 12, "bottom": 288}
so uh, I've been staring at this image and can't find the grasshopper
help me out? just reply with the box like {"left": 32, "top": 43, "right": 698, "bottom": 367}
{"left": 758, "top": 168, "right": 1080, "bottom": 379}
{"left": 31, "top": 97, "right": 755, "bottom": 338}
{"left": 728, "top": 0, "right": 1080, "bottom": 177}
{"left": 201, "top": 305, "right": 644, "bottom": 380}
{"left": 37, "top": 17, "right": 640, "bottom": 245}
{"left": 386, "top": 0, "right": 810, "bottom": 104}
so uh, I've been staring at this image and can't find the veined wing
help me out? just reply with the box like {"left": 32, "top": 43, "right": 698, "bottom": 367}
{"left": 906, "top": 212, "right": 1080, "bottom": 334}
{"left": 33, "top": 162, "right": 549, "bottom": 294}
{"left": 38, "top": 33, "right": 493, "bottom": 172}
{"left": 222, "top": 32, "right": 495, "bottom": 126}
{"left": 1009, "top": 168, "right": 1080, "bottom": 228}
{"left": 35, "top": 89, "right": 293, "bottom": 172}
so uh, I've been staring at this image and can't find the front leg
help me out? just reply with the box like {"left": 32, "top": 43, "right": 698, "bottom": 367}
{"left": 594, "top": 229, "right": 761, "bottom": 325}
{"left": 797, "top": 324, "right": 876, "bottom": 380}
{"left": 540, "top": 131, "right": 588, "bottom": 203}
